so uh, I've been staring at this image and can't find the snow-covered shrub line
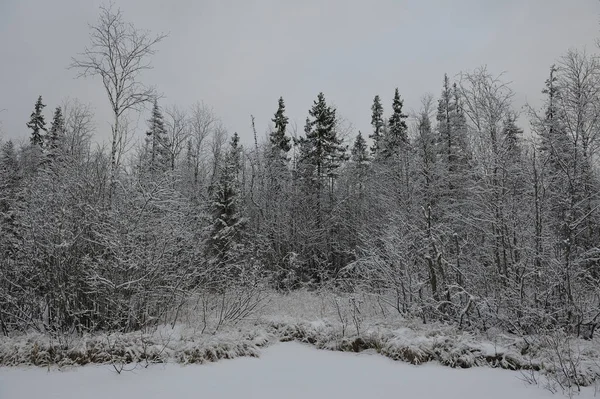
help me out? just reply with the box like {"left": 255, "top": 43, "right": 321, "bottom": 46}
{"left": 262, "top": 317, "right": 600, "bottom": 387}
{"left": 1, "top": 318, "right": 598, "bottom": 388}
{"left": 0, "top": 328, "right": 276, "bottom": 368}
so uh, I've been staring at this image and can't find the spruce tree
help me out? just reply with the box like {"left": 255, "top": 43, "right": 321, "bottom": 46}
{"left": 369, "top": 95, "right": 384, "bottom": 155}
{"left": 451, "top": 82, "right": 468, "bottom": 163}
{"left": 0, "top": 140, "right": 19, "bottom": 207}
{"left": 263, "top": 98, "right": 293, "bottom": 274}
{"left": 47, "top": 107, "right": 65, "bottom": 159}
{"left": 437, "top": 74, "right": 453, "bottom": 164}
{"left": 299, "top": 92, "right": 348, "bottom": 181}
{"left": 415, "top": 108, "right": 437, "bottom": 197}
{"left": 270, "top": 97, "right": 292, "bottom": 156}
{"left": 539, "top": 65, "right": 568, "bottom": 168}
{"left": 209, "top": 133, "right": 245, "bottom": 265}
{"left": 294, "top": 118, "right": 316, "bottom": 180}
{"left": 26, "top": 96, "right": 47, "bottom": 148}
{"left": 383, "top": 88, "right": 408, "bottom": 158}
{"left": 348, "top": 132, "right": 370, "bottom": 237}
{"left": 0, "top": 140, "right": 21, "bottom": 258}
{"left": 293, "top": 93, "right": 349, "bottom": 278}
{"left": 501, "top": 113, "right": 523, "bottom": 160}
{"left": 145, "top": 100, "right": 170, "bottom": 173}
{"left": 536, "top": 64, "right": 571, "bottom": 253}
{"left": 351, "top": 131, "right": 370, "bottom": 195}
{"left": 351, "top": 132, "right": 369, "bottom": 164}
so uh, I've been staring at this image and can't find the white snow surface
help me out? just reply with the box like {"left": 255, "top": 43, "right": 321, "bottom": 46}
{"left": 1, "top": 342, "right": 594, "bottom": 399}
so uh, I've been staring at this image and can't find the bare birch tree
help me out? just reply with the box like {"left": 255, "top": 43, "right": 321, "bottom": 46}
{"left": 70, "top": 4, "right": 166, "bottom": 202}
{"left": 186, "top": 102, "right": 219, "bottom": 198}
{"left": 164, "top": 105, "right": 189, "bottom": 171}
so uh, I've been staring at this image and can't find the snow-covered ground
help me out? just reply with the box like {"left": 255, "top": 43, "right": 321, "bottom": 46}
{"left": 1, "top": 342, "right": 595, "bottom": 399}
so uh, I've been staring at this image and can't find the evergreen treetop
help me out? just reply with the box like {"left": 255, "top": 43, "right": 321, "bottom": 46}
{"left": 26, "top": 95, "right": 47, "bottom": 148}
{"left": 47, "top": 107, "right": 65, "bottom": 154}
{"left": 146, "top": 99, "right": 170, "bottom": 173}
{"left": 383, "top": 88, "right": 408, "bottom": 158}
{"left": 270, "top": 97, "right": 291, "bottom": 154}
{"left": 298, "top": 92, "right": 348, "bottom": 178}
{"left": 351, "top": 131, "right": 369, "bottom": 164}
{"left": 370, "top": 95, "right": 384, "bottom": 155}
{"left": 502, "top": 112, "right": 523, "bottom": 159}
{"left": 539, "top": 65, "right": 568, "bottom": 166}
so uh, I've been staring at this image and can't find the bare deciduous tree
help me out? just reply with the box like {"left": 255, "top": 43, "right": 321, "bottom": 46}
{"left": 70, "top": 4, "right": 166, "bottom": 202}
{"left": 164, "top": 105, "right": 189, "bottom": 171}
{"left": 187, "top": 102, "right": 218, "bottom": 188}
{"left": 61, "top": 99, "right": 95, "bottom": 162}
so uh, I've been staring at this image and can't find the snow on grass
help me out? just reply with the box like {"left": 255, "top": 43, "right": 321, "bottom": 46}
{"left": 0, "top": 327, "right": 275, "bottom": 368}
{"left": 1, "top": 342, "right": 596, "bottom": 399}
{"left": 1, "top": 290, "right": 598, "bottom": 394}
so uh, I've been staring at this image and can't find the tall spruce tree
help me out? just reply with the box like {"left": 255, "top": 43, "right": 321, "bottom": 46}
{"left": 346, "top": 131, "right": 370, "bottom": 250}
{"left": 145, "top": 100, "right": 170, "bottom": 173}
{"left": 270, "top": 97, "right": 292, "bottom": 157}
{"left": 267, "top": 97, "right": 292, "bottom": 193}
{"left": 209, "top": 133, "right": 245, "bottom": 265}
{"left": 26, "top": 96, "right": 47, "bottom": 148}
{"left": 293, "top": 93, "right": 348, "bottom": 278}
{"left": 263, "top": 98, "right": 293, "bottom": 275}
{"left": 301, "top": 92, "right": 347, "bottom": 180}
{"left": 47, "top": 107, "right": 65, "bottom": 159}
{"left": 370, "top": 95, "right": 384, "bottom": 155}
{"left": 383, "top": 88, "right": 408, "bottom": 158}
{"left": 539, "top": 65, "right": 568, "bottom": 168}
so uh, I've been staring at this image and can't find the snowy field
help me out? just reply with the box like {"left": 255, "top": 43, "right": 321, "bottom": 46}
{"left": 1, "top": 342, "right": 595, "bottom": 399}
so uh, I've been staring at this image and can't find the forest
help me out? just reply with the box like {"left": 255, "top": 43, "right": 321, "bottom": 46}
{"left": 0, "top": 4, "right": 599, "bottom": 350}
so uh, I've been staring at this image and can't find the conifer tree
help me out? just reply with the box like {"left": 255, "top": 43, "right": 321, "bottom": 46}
{"left": 292, "top": 93, "right": 348, "bottom": 278}
{"left": 209, "top": 133, "right": 245, "bottom": 265}
{"left": 262, "top": 98, "right": 293, "bottom": 274}
{"left": 0, "top": 140, "right": 21, "bottom": 258}
{"left": 270, "top": 97, "right": 291, "bottom": 157}
{"left": 298, "top": 92, "right": 348, "bottom": 182}
{"left": 437, "top": 75, "right": 452, "bottom": 131}
{"left": 383, "top": 88, "right": 408, "bottom": 158}
{"left": 370, "top": 95, "right": 384, "bottom": 155}
{"left": 268, "top": 97, "right": 292, "bottom": 181}
{"left": 414, "top": 103, "right": 437, "bottom": 207}
{"left": 351, "top": 131, "right": 370, "bottom": 194}
{"left": 539, "top": 65, "right": 568, "bottom": 168}
{"left": 0, "top": 140, "right": 19, "bottom": 207}
{"left": 26, "top": 96, "right": 47, "bottom": 148}
{"left": 345, "top": 131, "right": 370, "bottom": 249}
{"left": 294, "top": 118, "right": 316, "bottom": 180}
{"left": 351, "top": 132, "right": 369, "bottom": 164}
{"left": 501, "top": 112, "right": 523, "bottom": 160}
{"left": 47, "top": 107, "right": 65, "bottom": 159}
{"left": 437, "top": 75, "right": 457, "bottom": 166}
{"left": 145, "top": 100, "right": 170, "bottom": 173}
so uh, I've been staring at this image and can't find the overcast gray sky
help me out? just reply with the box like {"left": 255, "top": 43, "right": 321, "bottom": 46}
{"left": 1, "top": 0, "right": 599, "bottom": 146}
